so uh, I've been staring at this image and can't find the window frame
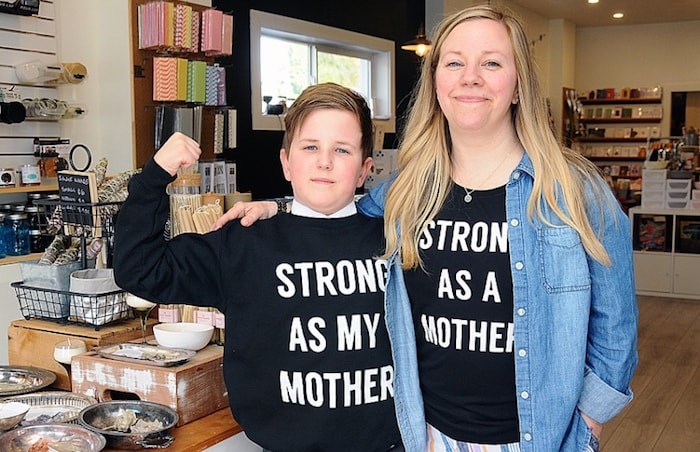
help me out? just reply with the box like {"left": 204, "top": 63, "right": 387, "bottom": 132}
{"left": 250, "top": 10, "right": 395, "bottom": 132}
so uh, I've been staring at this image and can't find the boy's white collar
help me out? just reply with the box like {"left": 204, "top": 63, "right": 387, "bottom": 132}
{"left": 291, "top": 200, "right": 357, "bottom": 218}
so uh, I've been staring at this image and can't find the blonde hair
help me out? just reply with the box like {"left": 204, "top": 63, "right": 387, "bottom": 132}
{"left": 384, "top": 5, "right": 612, "bottom": 269}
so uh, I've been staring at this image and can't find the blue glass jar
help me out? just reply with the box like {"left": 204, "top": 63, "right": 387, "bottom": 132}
{"left": 7, "top": 212, "right": 30, "bottom": 256}
{"left": 0, "top": 213, "right": 7, "bottom": 258}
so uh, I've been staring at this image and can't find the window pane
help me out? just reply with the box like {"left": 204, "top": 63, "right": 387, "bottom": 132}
{"left": 317, "top": 51, "right": 371, "bottom": 102}
{"left": 260, "top": 36, "right": 310, "bottom": 113}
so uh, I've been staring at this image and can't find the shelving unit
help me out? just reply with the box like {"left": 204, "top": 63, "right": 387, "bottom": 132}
{"left": 573, "top": 95, "right": 665, "bottom": 210}
{"left": 630, "top": 207, "right": 700, "bottom": 299}
{"left": 129, "top": 0, "right": 219, "bottom": 168}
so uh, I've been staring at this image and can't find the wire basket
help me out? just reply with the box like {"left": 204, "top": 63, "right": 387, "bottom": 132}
{"left": 33, "top": 199, "right": 122, "bottom": 268}
{"left": 11, "top": 281, "right": 132, "bottom": 329}
{"left": 34, "top": 199, "right": 121, "bottom": 239}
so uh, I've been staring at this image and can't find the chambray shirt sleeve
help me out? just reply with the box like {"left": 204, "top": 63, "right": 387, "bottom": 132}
{"left": 577, "top": 183, "right": 639, "bottom": 423}
{"left": 358, "top": 172, "right": 396, "bottom": 218}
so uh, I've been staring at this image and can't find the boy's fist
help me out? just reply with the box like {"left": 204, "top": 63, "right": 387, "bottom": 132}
{"left": 154, "top": 132, "right": 202, "bottom": 176}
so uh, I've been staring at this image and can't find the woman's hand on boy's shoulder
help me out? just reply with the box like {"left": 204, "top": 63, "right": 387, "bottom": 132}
{"left": 211, "top": 201, "right": 278, "bottom": 230}
{"left": 154, "top": 132, "right": 202, "bottom": 176}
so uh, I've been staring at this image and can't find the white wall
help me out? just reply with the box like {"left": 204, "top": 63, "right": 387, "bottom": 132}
{"left": 56, "top": 0, "right": 134, "bottom": 174}
{"left": 575, "top": 20, "right": 700, "bottom": 136}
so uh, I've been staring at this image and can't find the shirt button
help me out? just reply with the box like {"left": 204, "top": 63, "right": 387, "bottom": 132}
{"left": 524, "top": 433, "right": 532, "bottom": 441}
{"left": 518, "top": 349, "right": 527, "bottom": 357}
{"left": 510, "top": 219, "right": 519, "bottom": 227}
{"left": 515, "top": 262, "right": 524, "bottom": 270}
{"left": 513, "top": 171, "right": 521, "bottom": 180}
{"left": 521, "top": 391, "right": 529, "bottom": 399}
{"left": 517, "top": 308, "right": 526, "bottom": 316}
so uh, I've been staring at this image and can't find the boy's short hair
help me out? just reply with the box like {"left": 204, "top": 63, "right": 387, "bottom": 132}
{"left": 282, "top": 83, "right": 374, "bottom": 160}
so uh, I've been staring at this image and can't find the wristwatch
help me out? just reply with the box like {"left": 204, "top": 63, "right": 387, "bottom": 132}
{"left": 275, "top": 198, "right": 290, "bottom": 214}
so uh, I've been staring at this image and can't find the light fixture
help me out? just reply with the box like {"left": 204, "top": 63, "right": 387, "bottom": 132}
{"left": 587, "top": 0, "right": 599, "bottom": 4}
{"left": 401, "top": 23, "right": 431, "bottom": 57}
{"left": 612, "top": 12, "right": 624, "bottom": 19}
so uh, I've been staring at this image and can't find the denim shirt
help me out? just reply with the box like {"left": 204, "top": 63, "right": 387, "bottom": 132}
{"left": 358, "top": 153, "right": 638, "bottom": 452}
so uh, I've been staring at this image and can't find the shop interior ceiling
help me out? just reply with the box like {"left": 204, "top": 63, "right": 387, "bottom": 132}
{"left": 507, "top": 0, "right": 700, "bottom": 27}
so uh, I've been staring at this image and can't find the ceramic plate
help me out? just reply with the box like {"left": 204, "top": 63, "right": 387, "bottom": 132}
{"left": 94, "top": 343, "right": 195, "bottom": 367}
{"left": 0, "top": 366, "right": 56, "bottom": 397}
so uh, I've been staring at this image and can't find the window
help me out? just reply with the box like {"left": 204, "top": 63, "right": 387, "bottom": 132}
{"left": 251, "top": 10, "right": 395, "bottom": 132}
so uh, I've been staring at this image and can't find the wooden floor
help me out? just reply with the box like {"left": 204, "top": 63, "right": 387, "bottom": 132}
{"left": 601, "top": 295, "right": 700, "bottom": 451}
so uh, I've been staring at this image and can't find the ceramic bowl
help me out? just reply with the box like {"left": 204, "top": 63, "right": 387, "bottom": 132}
{"left": 0, "top": 401, "right": 30, "bottom": 431}
{"left": 153, "top": 322, "right": 214, "bottom": 351}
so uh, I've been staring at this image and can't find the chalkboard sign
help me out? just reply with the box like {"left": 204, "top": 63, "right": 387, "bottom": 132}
{"left": 57, "top": 170, "right": 100, "bottom": 232}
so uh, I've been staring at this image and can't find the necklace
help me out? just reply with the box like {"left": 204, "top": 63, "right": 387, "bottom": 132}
{"left": 462, "top": 150, "right": 512, "bottom": 203}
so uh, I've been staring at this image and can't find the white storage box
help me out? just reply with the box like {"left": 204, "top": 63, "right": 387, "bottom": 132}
{"left": 642, "top": 190, "right": 665, "bottom": 203}
{"left": 666, "top": 179, "right": 692, "bottom": 191}
{"left": 666, "top": 199, "right": 689, "bottom": 209}
{"left": 642, "top": 180, "right": 666, "bottom": 192}
{"left": 642, "top": 169, "right": 668, "bottom": 181}
{"left": 666, "top": 191, "right": 690, "bottom": 201}
{"left": 641, "top": 200, "right": 665, "bottom": 209}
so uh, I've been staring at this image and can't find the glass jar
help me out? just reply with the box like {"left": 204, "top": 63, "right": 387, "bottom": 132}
{"left": 25, "top": 205, "right": 47, "bottom": 230}
{"left": 27, "top": 192, "right": 43, "bottom": 206}
{"left": 7, "top": 213, "right": 30, "bottom": 256}
{"left": 29, "top": 229, "right": 44, "bottom": 253}
{"left": 0, "top": 213, "right": 7, "bottom": 258}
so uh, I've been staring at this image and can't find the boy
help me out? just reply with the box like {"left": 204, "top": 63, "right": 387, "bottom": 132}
{"left": 113, "top": 83, "right": 402, "bottom": 451}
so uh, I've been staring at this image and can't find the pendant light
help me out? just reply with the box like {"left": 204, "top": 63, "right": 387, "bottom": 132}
{"left": 401, "top": 23, "right": 431, "bottom": 57}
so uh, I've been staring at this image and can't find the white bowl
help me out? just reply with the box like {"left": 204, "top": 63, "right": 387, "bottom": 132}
{"left": 0, "top": 401, "right": 30, "bottom": 431}
{"left": 153, "top": 322, "right": 214, "bottom": 351}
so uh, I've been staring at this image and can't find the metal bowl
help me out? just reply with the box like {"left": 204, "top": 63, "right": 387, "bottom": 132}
{"left": 0, "top": 402, "right": 30, "bottom": 431}
{"left": 1, "top": 391, "right": 97, "bottom": 426}
{"left": 0, "top": 423, "right": 106, "bottom": 451}
{"left": 79, "top": 400, "right": 178, "bottom": 450}
{"left": 0, "top": 366, "right": 56, "bottom": 397}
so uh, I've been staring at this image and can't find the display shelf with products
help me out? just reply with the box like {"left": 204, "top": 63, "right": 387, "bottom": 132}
{"left": 571, "top": 88, "right": 667, "bottom": 211}
{"left": 575, "top": 89, "right": 663, "bottom": 155}
{"left": 130, "top": 0, "right": 234, "bottom": 168}
{"left": 630, "top": 207, "right": 700, "bottom": 299}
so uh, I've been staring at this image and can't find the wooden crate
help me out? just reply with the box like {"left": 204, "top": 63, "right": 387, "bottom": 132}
{"left": 7, "top": 318, "right": 153, "bottom": 390}
{"left": 71, "top": 344, "right": 228, "bottom": 426}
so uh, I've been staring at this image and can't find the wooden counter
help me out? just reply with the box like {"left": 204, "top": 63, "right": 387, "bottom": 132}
{"left": 104, "top": 407, "right": 243, "bottom": 451}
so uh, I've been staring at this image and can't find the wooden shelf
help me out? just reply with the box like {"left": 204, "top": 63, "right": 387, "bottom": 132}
{"left": 577, "top": 137, "right": 648, "bottom": 143}
{"left": 581, "top": 118, "right": 662, "bottom": 124}
{"left": 588, "top": 156, "right": 646, "bottom": 162}
{"left": 0, "top": 252, "right": 44, "bottom": 265}
{"left": 579, "top": 98, "right": 662, "bottom": 105}
{"left": 0, "top": 182, "right": 58, "bottom": 194}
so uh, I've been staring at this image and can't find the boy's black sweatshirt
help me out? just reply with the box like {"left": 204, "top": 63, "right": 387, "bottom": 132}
{"left": 113, "top": 160, "right": 401, "bottom": 452}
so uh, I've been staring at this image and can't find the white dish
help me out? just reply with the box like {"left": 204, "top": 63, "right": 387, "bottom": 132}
{"left": 0, "top": 401, "right": 30, "bottom": 431}
{"left": 153, "top": 322, "right": 214, "bottom": 351}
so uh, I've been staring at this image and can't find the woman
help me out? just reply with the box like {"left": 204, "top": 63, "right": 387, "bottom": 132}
{"left": 215, "top": 6, "right": 637, "bottom": 452}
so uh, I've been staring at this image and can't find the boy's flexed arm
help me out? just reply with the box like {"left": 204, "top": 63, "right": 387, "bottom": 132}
{"left": 113, "top": 133, "right": 225, "bottom": 310}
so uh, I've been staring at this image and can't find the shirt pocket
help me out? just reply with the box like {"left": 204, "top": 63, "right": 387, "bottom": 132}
{"left": 538, "top": 226, "right": 591, "bottom": 293}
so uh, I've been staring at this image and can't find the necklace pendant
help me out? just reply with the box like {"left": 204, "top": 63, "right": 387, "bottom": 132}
{"left": 463, "top": 192, "right": 473, "bottom": 203}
